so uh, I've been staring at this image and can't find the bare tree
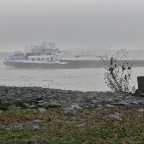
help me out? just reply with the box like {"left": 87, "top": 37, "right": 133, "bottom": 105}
{"left": 101, "top": 49, "right": 135, "bottom": 93}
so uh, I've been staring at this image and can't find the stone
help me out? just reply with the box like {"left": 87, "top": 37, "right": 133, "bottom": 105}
{"left": 138, "top": 108, "right": 144, "bottom": 112}
{"left": 15, "top": 98, "right": 23, "bottom": 101}
{"left": 26, "top": 119, "right": 42, "bottom": 126}
{"left": 77, "top": 123, "right": 85, "bottom": 127}
{"left": 7, "top": 105, "right": 21, "bottom": 111}
{"left": 91, "top": 100, "right": 98, "bottom": 104}
{"left": 38, "top": 100, "right": 45, "bottom": 103}
{"left": 11, "top": 125, "right": 23, "bottom": 131}
{"left": 27, "top": 105, "right": 37, "bottom": 109}
{"left": 32, "top": 125, "right": 40, "bottom": 130}
{"left": 37, "top": 102, "right": 49, "bottom": 106}
{"left": 49, "top": 100, "right": 61, "bottom": 107}
{"left": 113, "top": 100, "right": 129, "bottom": 106}
{"left": 37, "top": 108, "right": 47, "bottom": 113}
{"left": 105, "top": 112, "right": 122, "bottom": 121}
{"left": 0, "top": 110, "right": 3, "bottom": 113}
{"left": 63, "top": 104, "right": 82, "bottom": 111}
{"left": 106, "top": 104, "right": 114, "bottom": 108}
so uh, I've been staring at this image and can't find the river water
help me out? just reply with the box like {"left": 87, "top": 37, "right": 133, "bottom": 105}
{"left": 0, "top": 61, "right": 144, "bottom": 91}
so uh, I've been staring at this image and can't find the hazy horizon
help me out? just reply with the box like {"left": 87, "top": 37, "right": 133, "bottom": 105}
{"left": 0, "top": 0, "right": 144, "bottom": 51}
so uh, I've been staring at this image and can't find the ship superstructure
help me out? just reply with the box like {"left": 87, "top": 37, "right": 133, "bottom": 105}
{"left": 4, "top": 42, "right": 63, "bottom": 63}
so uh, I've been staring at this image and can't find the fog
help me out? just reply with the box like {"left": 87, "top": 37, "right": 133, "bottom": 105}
{"left": 0, "top": 0, "right": 144, "bottom": 51}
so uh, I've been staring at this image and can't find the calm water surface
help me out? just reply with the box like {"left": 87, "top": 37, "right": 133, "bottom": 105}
{"left": 0, "top": 61, "right": 143, "bottom": 91}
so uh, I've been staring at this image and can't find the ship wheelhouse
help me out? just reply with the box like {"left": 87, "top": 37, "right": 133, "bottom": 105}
{"left": 27, "top": 55, "right": 59, "bottom": 62}
{"left": 25, "top": 42, "right": 60, "bottom": 62}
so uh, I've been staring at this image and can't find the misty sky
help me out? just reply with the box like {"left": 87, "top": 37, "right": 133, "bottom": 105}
{"left": 0, "top": 0, "right": 144, "bottom": 51}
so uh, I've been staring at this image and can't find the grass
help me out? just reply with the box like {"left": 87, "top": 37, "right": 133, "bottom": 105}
{"left": 0, "top": 107, "right": 144, "bottom": 144}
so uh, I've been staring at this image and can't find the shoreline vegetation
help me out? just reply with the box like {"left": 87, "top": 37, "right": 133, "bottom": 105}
{"left": 0, "top": 86, "right": 144, "bottom": 143}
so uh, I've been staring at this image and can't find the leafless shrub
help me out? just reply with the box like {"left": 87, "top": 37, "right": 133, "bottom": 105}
{"left": 101, "top": 49, "right": 135, "bottom": 93}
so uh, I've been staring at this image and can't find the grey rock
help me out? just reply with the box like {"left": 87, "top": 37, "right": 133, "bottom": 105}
{"left": 7, "top": 105, "right": 21, "bottom": 111}
{"left": 26, "top": 119, "right": 42, "bottom": 126}
{"left": 108, "top": 98, "right": 113, "bottom": 102}
{"left": 24, "top": 103, "right": 29, "bottom": 106}
{"left": 49, "top": 100, "right": 61, "bottom": 107}
{"left": 72, "top": 117, "right": 85, "bottom": 123}
{"left": 37, "top": 102, "right": 49, "bottom": 107}
{"left": 32, "top": 125, "right": 40, "bottom": 130}
{"left": 0, "top": 110, "right": 3, "bottom": 113}
{"left": 77, "top": 123, "right": 85, "bottom": 127}
{"left": 15, "top": 98, "right": 23, "bottom": 101}
{"left": 113, "top": 100, "right": 129, "bottom": 106}
{"left": 105, "top": 112, "right": 122, "bottom": 121}
{"left": 5, "top": 128, "right": 11, "bottom": 131}
{"left": 27, "top": 105, "right": 37, "bottom": 109}
{"left": 106, "top": 104, "right": 114, "bottom": 108}
{"left": 38, "top": 100, "right": 45, "bottom": 103}
{"left": 113, "top": 93, "right": 123, "bottom": 97}
{"left": 138, "top": 108, "right": 144, "bottom": 112}
{"left": 139, "top": 99, "right": 144, "bottom": 105}
{"left": 63, "top": 104, "right": 82, "bottom": 111}
{"left": 82, "top": 103, "right": 97, "bottom": 109}
{"left": 37, "top": 108, "right": 47, "bottom": 113}
{"left": 91, "top": 100, "right": 98, "bottom": 104}
{"left": 132, "top": 99, "right": 144, "bottom": 105}
{"left": 11, "top": 125, "right": 23, "bottom": 131}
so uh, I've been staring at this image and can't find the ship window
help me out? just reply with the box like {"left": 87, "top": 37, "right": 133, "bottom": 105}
{"left": 46, "top": 58, "right": 49, "bottom": 61}
{"left": 31, "top": 58, "right": 35, "bottom": 61}
{"left": 41, "top": 58, "right": 45, "bottom": 61}
{"left": 37, "top": 58, "right": 40, "bottom": 61}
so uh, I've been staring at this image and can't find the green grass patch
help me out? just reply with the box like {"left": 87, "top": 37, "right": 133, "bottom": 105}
{"left": 0, "top": 107, "right": 144, "bottom": 144}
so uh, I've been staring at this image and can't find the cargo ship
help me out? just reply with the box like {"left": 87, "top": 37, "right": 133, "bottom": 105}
{"left": 3, "top": 42, "right": 102, "bottom": 69}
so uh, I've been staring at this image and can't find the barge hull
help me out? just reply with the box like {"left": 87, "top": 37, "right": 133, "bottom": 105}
{"left": 3, "top": 60, "right": 144, "bottom": 69}
{"left": 3, "top": 60, "right": 103, "bottom": 69}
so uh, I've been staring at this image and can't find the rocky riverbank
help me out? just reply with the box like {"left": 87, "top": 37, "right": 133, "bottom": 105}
{"left": 1, "top": 86, "right": 144, "bottom": 143}
{"left": 0, "top": 86, "right": 144, "bottom": 113}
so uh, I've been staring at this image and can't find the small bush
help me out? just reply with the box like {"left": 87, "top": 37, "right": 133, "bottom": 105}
{"left": 101, "top": 49, "right": 135, "bottom": 93}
